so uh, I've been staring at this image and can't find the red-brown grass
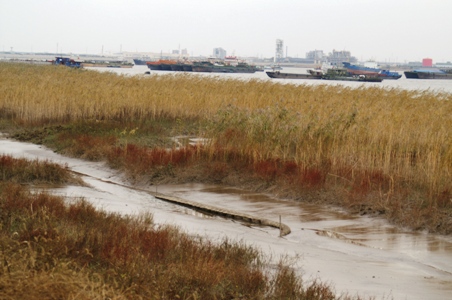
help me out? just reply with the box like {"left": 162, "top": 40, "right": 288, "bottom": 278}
{"left": 1, "top": 179, "right": 360, "bottom": 299}
{"left": 0, "top": 154, "right": 75, "bottom": 184}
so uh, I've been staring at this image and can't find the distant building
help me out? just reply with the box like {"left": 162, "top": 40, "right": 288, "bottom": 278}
{"left": 408, "top": 61, "right": 423, "bottom": 68}
{"left": 328, "top": 49, "right": 357, "bottom": 65}
{"left": 436, "top": 61, "right": 452, "bottom": 69}
{"left": 306, "top": 50, "right": 325, "bottom": 64}
{"left": 213, "top": 48, "right": 226, "bottom": 59}
{"left": 422, "top": 58, "right": 433, "bottom": 67}
{"left": 122, "top": 51, "right": 190, "bottom": 61}
{"left": 172, "top": 48, "right": 188, "bottom": 57}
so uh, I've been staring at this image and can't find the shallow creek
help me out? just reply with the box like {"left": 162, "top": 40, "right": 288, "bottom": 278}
{"left": 1, "top": 136, "right": 451, "bottom": 300}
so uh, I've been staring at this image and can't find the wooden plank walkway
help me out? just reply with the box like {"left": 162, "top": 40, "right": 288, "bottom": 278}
{"left": 152, "top": 192, "right": 291, "bottom": 237}
{"left": 70, "top": 170, "right": 291, "bottom": 237}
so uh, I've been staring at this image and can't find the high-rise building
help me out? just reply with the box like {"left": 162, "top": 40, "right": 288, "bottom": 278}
{"left": 306, "top": 50, "right": 325, "bottom": 64}
{"left": 275, "top": 39, "right": 284, "bottom": 63}
{"left": 328, "top": 49, "right": 357, "bottom": 65}
{"left": 213, "top": 48, "right": 227, "bottom": 59}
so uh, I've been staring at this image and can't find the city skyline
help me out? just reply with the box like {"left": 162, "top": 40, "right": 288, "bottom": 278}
{"left": 1, "top": 0, "right": 451, "bottom": 63}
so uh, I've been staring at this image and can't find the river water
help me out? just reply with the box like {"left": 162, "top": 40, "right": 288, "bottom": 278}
{"left": 91, "top": 65, "right": 452, "bottom": 94}
{"left": 1, "top": 136, "right": 451, "bottom": 300}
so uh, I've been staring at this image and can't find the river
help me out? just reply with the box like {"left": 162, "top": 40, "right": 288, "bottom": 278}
{"left": 1, "top": 136, "right": 451, "bottom": 300}
{"left": 90, "top": 65, "right": 452, "bottom": 94}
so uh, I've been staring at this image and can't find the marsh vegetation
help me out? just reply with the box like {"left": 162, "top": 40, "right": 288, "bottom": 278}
{"left": 1, "top": 154, "right": 365, "bottom": 299}
{"left": 0, "top": 61, "right": 451, "bottom": 298}
{"left": 1, "top": 62, "right": 450, "bottom": 233}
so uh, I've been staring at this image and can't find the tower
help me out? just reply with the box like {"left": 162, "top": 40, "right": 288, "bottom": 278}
{"left": 275, "top": 39, "right": 283, "bottom": 63}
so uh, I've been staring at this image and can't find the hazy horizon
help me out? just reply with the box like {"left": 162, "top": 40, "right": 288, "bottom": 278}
{"left": 1, "top": 0, "right": 451, "bottom": 63}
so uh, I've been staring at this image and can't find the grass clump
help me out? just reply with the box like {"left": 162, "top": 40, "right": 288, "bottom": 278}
{"left": 0, "top": 154, "right": 80, "bottom": 185}
{"left": 0, "top": 155, "right": 362, "bottom": 299}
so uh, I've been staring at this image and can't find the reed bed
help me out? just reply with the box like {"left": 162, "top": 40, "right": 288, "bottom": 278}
{"left": 1, "top": 62, "right": 451, "bottom": 232}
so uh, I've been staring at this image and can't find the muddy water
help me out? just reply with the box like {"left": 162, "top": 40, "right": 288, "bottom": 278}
{"left": 1, "top": 136, "right": 451, "bottom": 300}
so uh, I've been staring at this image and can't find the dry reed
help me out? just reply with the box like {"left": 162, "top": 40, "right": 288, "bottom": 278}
{"left": 1, "top": 62, "right": 451, "bottom": 224}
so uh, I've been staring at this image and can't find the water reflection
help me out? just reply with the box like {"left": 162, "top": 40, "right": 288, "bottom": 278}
{"left": 94, "top": 65, "right": 452, "bottom": 94}
{"left": 157, "top": 183, "right": 452, "bottom": 275}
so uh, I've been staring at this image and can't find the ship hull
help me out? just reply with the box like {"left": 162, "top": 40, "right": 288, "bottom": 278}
{"left": 323, "top": 76, "right": 382, "bottom": 82}
{"left": 323, "top": 68, "right": 382, "bottom": 82}
{"left": 416, "top": 72, "right": 452, "bottom": 79}
{"left": 147, "top": 64, "right": 162, "bottom": 70}
{"left": 192, "top": 64, "right": 257, "bottom": 73}
{"left": 266, "top": 71, "right": 322, "bottom": 79}
{"left": 342, "top": 62, "right": 380, "bottom": 75}
{"left": 404, "top": 70, "right": 452, "bottom": 79}
{"left": 404, "top": 71, "right": 419, "bottom": 79}
{"left": 133, "top": 59, "right": 148, "bottom": 65}
{"left": 182, "top": 65, "right": 193, "bottom": 72}
{"left": 191, "top": 65, "right": 213, "bottom": 72}
{"left": 343, "top": 62, "right": 401, "bottom": 80}
{"left": 170, "top": 64, "right": 185, "bottom": 71}
{"left": 160, "top": 64, "right": 174, "bottom": 71}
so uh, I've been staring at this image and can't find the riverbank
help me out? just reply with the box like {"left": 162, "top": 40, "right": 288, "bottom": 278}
{"left": 2, "top": 136, "right": 452, "bottom": 300}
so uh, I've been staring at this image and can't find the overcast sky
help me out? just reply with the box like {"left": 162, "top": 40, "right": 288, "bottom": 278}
{"left": 1, "top": 0, "right": 451, "bottom": 63}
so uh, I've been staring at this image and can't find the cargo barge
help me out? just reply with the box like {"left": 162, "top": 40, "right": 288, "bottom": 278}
{"left": 266, "top": 68, "right": 382, "bottom": 82}
{"left": 342, "top": 62, "right": 401, "bottom": 79}
{"left": 404, "top": 69, "right": 452, "bottom": 79}
{"left": 147, "top": 60, "right": 259, "bottom": 73}
{"left": 266, "top": 70, "right": 323, "bottom": 79}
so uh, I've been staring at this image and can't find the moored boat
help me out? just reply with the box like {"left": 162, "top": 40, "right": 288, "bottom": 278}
{"left": 264, "top": 65, "right": 282, "bottom": 71}
{"left": 170, "top": 64, "right": 184, "bottom": 71}
{"left": 83, "top": 60, "right": 133, "bottom": 68}
{"left": 133, "top": 59, "right": 148, "bottom": 65}
{"left": 146, "top": 59, "right": 177, "bottom": 71}
{"left": 342, "top": 61, "right": 380, "bottom": 76}
{"left": 191, "top": 61, "right": 258, "bottom": 73}
{"left": 53, "top": 57, "right": 82, "bottom": 68}
{"left": 343, "top": 61, "right": 401, "bottom": 80}
{"left": 404, "top": 68, "right": 452, "bottom": 79}
{"left": 191, "top": 61, "right": 214, "bottom": 72}
{"left": 160, "top": 60, "right": 177, "bottom": 71}
{"left": 146, "top": 60, "right": 163, "bottom": 70}
{"left": 404, "top": 71, "right": 419, "bottom": 79}
{"left": 266, "top": 70, "right": 323, "bottom": 79}
{"left": 323, "top": 68, "right": 382, "bottom": 82}
{"left": 378, "top": 69, "right": 402, "bottom": 80}
{"left": 182, "top": 64, "right": 193, "bottom": 72}
{"left": 266, "top": 68, "right": 382, "bottom": 82}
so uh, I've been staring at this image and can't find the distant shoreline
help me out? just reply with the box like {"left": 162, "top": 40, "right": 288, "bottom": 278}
{"left": 2, "top": 52, "right": 449, "bottom": 71}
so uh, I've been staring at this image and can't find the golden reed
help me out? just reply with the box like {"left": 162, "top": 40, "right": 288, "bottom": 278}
{"left": 1, "top": 62, "right": 451, "bottom": 208}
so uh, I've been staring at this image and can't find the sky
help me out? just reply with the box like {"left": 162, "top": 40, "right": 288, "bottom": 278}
{"left": 1, "top": 0, "right": 451, "bottom": 63}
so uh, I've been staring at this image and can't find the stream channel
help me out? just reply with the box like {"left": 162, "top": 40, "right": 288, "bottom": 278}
{"left": 1, "top": 135, "right": 451, "bottom": 300}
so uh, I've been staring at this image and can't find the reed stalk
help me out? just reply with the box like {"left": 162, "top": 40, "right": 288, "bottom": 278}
{"left": 1, "top": 62, "right": 451, "bottom": 210}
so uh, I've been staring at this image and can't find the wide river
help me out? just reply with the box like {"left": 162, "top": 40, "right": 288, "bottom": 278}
{"left": 92, "top": 65, "right": 452, "bottom": 94}
{"left": 1, "top": 134, "right": 451, "bottom": 300}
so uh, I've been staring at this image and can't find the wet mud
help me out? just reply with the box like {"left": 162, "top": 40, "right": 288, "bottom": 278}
{"left": 1, "top": 136, "right": 452, "bottom": 300}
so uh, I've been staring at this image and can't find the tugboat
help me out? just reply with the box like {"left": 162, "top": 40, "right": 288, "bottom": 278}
{"left": 378, "top": 69, "right": 402, "bottom": 80}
